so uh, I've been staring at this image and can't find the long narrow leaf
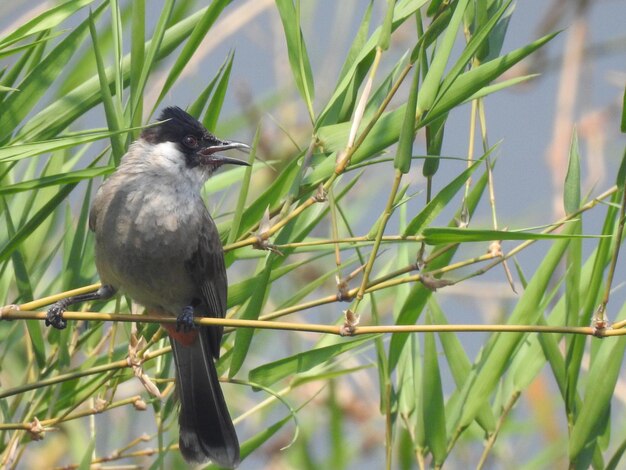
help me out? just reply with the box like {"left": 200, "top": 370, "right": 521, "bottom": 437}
{"left": 153, "top": 0, "right": 230, "bottom": 113}
{"left": 275, "top": 0, "right": 316, "bottom": 121}
{"left": 0, "top": 0, "right": 95, "bottom": 47}
{"left": 422, "top": 227, "right": 603, "bottom": 245}
{"left": 0, "top": 3, "right": 107, "bottom": 141}
{"left": 249, "top": 334, "right": 376, "bottom": 387}
{"left": 88, "top": 12, "right": 125, "bottom": 162}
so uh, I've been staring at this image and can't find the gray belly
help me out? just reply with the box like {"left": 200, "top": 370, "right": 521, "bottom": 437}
{"left": 93, "top": 187, "right": 200, "bottom": 314}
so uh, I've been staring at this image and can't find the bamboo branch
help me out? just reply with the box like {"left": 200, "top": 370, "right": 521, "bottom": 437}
{"left": 1, "top": 307, "right": 621, "bottom": 337}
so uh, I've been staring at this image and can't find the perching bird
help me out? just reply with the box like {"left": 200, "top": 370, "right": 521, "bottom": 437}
{"left": 46, "top": 106, "right": 249, "bottom": 468}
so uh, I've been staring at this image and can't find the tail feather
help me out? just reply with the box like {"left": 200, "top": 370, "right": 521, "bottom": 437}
{"left": 170, "top": 333, "right": 240, "bottom": 468}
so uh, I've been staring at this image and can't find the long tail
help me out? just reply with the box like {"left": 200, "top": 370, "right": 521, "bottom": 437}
{"left": 169, "top": 332, "right": 240, "bottom": 468}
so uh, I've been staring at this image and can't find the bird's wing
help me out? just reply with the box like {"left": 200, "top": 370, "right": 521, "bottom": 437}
{"left": 184, "top": 208, "right": 228, "bottom": 359}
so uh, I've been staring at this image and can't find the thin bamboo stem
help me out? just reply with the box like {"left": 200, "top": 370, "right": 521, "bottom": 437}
{"left": 0, "top": 307, "right": 617, "bottom": 337}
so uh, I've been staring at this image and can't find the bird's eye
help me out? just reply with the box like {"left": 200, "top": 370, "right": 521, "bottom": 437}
{"left": 183, "top": 135, "right": 198, "bottom": 148}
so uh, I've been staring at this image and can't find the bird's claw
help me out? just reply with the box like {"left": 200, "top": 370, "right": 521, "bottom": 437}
{"left": 45, "top": 303, "right": 68, "bottom": 330}
{"left": 176, "top": 306, "right": 196, "bottom": 332}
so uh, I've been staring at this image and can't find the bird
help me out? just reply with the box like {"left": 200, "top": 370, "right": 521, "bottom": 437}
{"left": 45, "top": 106, "right": 249, "bottom": 468}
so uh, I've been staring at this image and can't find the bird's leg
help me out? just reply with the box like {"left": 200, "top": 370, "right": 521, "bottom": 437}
{"left": 176, "top": 299, "right": 201, "bottom": 332}
{"left": 46, "top": 285, "right": 116, "bottom": 330}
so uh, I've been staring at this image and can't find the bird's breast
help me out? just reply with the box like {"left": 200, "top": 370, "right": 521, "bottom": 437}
{"left": 91, "top": 179, "right": 203, "bottom": 311}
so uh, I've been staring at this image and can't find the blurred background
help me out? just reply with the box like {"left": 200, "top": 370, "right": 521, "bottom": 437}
{"left": 1, "top": 1, "right": 625, "bottom": 468}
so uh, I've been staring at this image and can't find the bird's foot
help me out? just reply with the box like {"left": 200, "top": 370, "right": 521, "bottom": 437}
{"left": 45, "top": 303, "right": 68, "bottom": 330}
{"left": 176, "top": 306, "right": 196, "bottom": 332}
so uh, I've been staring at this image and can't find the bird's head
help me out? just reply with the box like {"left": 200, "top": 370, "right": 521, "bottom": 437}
{"left": 138, "top": 106, "right": 249, "bottom": 185}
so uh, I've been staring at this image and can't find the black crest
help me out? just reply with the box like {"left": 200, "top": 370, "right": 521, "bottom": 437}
{"left": 141, "top": 106, "right": 215, "bottom": 148}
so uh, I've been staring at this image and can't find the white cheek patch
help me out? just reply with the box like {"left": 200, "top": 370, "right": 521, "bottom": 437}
{"left": 151, "top": 141, "right": 186, "bottom": 170}
{"left": 149, "top": 141, "right": 207, "bottom": 190}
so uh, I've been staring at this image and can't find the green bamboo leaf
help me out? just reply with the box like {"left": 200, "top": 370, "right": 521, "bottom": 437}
{"left": 364, "top": 51, "right": 410, "bottom": 123}
{"left": 423, "top": 113, "right": 447, "bottom": 178}
{"left": 249, "top": 334, "right": 376, "bottom": 387}
{"left": 607, "top": 437, "right": 626, "bottom": 470}
{"left": 227, "top": 178, "right": 366, "bottom": 346}
{"left": 0, "top": 3, "right": 107, "bottom": 141}
{"left": 366, "top": 184, "right": 410, "bottom": 239}
{"left": 223, "top": 154, "right": 361, "bottom": 257}
{"left": 0, "top": 184, "right": 77, "bottom": 263}
{"left": 429, "top": 31, "right": 559, "bottom": 124}
{"left": 2, "top": 206, "right": 46, "bottom": 374}
{"left": 403, "top": 155, "right": 485, "bottom": 236}
{"left": 463, "top": 73, "right": 539, "bottom": 102}
{"left": 395, "top": 65, "right": 419, "bottom": 173}
{"left": 479, "top": 3, "right": 513, "bottom": 62}
{"left": 564, "top": 210, "right": 582, "bottom": 414}
{"left": 0, "top": 31, "right": 66, "bottom": 61}
{"left": 620, "top": 83, "right": 626, "bottom": 134}
{"left": 229, "top": 254, "right": 273, "bottom": 377}
{"left": 227, "top": 124, "right": 258, "bottom": 245}
{"left": 0, "top": 167, "right": 113, "bottom": 195}
{"left": 314, "top": 34, "right": 552, "bottom": 183}
{"left": 427, "top": 0, "right": 445, "bottom": 16}
{"left": 204, "top": 163, "right": 261, "bottom": 198}
{"left": 0, "top": 31, "right": 46, "bottom": 91}
{"left": 0, "top": 127, "right": 142, "bottom": 163}
{"left": 153, "top": 0, "right": 230, "bottom": 113}
{"left": 130, "top": 0, "right": 174, "bottom": 124}
{"left": 422, "top": 227, "right": 603, "bottom": 245}
{"left": 323, "top": 16, "right": 411, "bottom": 128}
{"left": 397, "top": 334, "right": 421, "bottom": 445}
{"left": 275, "top": 253, "right": 354, "bottom": 309}
{"left": 336, "top": 2, "right": 373, "bottom": 83}
{"left": 564, "top": 130, "right": 581, "bottom": 214}
{"left": 530, "top": 317, "right": 568, "bottom": 397}
{"left": 0, "top": 29, "right": 64, "bottom": 63}
{"left": 510, "top": 234, "right": 611, "bottom": 400}
{"left": 0, "top": 0, "right": 95, "bottom": 48}
{"left": 228, "top": 415, "right": 292, "bottom": 466}
{"left": 502, "top": 281, "right": 564, "bottom": 395}
{"left": 409, "top": 7, "right": 453, "bottom": 64}
{"left": 291, "top": 366, "right": 373, "bottom": 389}
{"left": 388, "top": 167, "right": 490, "bottom": 371}
{"left": 569, "top": 308, "right": 626, "bottom": 462}
{"left": 566, "top": 193, "right": 620, "bottom": 430}
{"left": 2, "top": 204, "right": 33, "bottom": 302}
{"left": 63, "top": 180, "right": 94, "bottom": 289}
{"left": 316, "top": 0, "right": 427, "bottom": 127}
{"left": 187, "top": 51, "right": 233, "bottom": 119}
{"left": 435, "top": 0, "right": 512, "bottom": 101}
{"left": 378, "top": 0, "right": 396, "bottom": 51}
{"left": 276, "top": 0, "right": 315, "bottom": 121}
{"left": 422, "top": 318, "right": 447, "bottom": 464}
{"left": 416, "top": 0, "right": 470, "bottom": 114}
{"left": 221, "top": 154, "right": 302, "bottom": 241}
{"left": 454, "top": 223, "right": 576, "bottom": 431}
{"left": 203, "top": 51, "right": 235, "bottom": 132}
{"left": 24, "top": 31, "right": 50, "bottom": 78}
{"left": 430, "top": 298, "right": 496, "bottom": 432}
{"left": 371, "top": 297, "right": 391, "bottom": 418}
{"left": 329, "top": 381, "right": 347, "bottom": 467}
{"left": 77, "top": 439, "right": 96, "bottom": 470}
{"left": 472, "top": 0, "right": 490, "bottom": 61}
{"left": 129, "top": 0, "right": 145, "bottom": 135}
{"left": 109, "top": 0, "right": 124, "bottom": 107}
{"left": 88, "top": 11, "right": 125, "bottom": 162}
{"left": 579, "top": 192, "right": 619, "bottom": 327}
{"left": 616, "top": 146, "right": 626, "bottom": 189}
{"left": 17, "top": 4, "right": 206, "bottom": 141}
{"left": 275, "top": 0, "right": 315, "bottom": 121}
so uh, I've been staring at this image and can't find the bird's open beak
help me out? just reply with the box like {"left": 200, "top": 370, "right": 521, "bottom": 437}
{"left": 198, "top": 139, "right": 250, "bottom": 166}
